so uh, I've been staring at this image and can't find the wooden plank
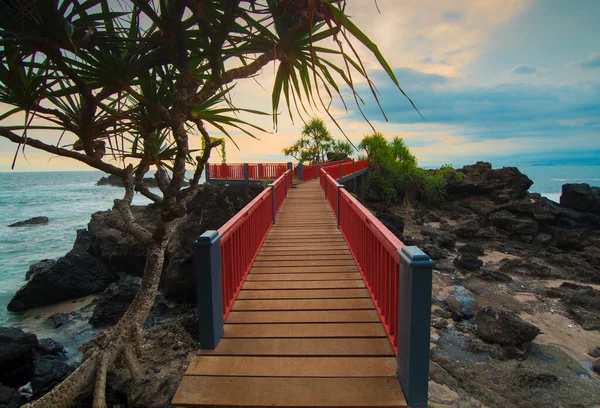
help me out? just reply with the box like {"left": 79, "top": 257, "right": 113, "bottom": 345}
{"left": 223, "top": 323, "right": 387, "bottom": 338}
{"left": 236, "top": 288, "right": 370, "bottom": 299}
{"left": 173, "top": 376, "right": 406, "bottom": 407}
{"left": 254, "top": 254, "right": 354, "bottom": 261}
{"left": 186, "top": 356, "right": 397, "bottom": 377}
{"left": 245, "top": 272, "right": 361, "bottom": 281}
{"left": 252, "top": 260, "right": 357, "bottom": 267}
{"left": 226, "top": 310, "right": 380, "bottom": 323}
{"left": 197, "top": 338, "right": 395, "bottom": 356}
{"left": 231, "top": 298, "right": 374, "bottom": 310}
{"left": 242, "top": 280, "right": 365, "bottom": 290}
{"left": 250, "top": 266, "right": 358, "bottom": 274}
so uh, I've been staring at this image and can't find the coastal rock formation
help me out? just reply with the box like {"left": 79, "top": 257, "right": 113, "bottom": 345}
{"left": 7, "top": 216, "right": 49, "bottom": 227}
{"left": 475, "top": 307, "right": 540, "bottom": 346}
{"left": 560, "top": 183, "right": 600, "bottom": 213}
{"left": 8, "top": 251, "right": 117, "bottom": 312}
{"left": 97, "top": 174, "right": 190, "bottom": 188}
{"left": 0, "top": 385, "right": 24, "bottom": 408}
{"left": 0, "top": 327, "right": 39, "bottom": 387}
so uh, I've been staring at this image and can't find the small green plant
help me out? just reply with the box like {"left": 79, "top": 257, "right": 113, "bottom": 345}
{"left": 437, "top": 164, "right": 466, "bottom": 180}
{"left": 224, "top": 196, "right": 236, "bottom": 217}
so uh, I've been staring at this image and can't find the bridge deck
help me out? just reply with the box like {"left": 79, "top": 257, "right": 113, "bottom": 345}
{"left": 173, "top": 180, "right": 407, "bottom": 407}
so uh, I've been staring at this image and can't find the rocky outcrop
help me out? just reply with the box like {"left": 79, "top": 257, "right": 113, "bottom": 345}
{"left": 8, "top": 216, "right": 49, "bottom": 227}
{"left": 32, "top": 353, "right": 73, "bottom": 399}
{"left": 475, "top": 307, "right": 540, "bottom": 346}
{"left": 8, "top": 251, "right": 117, "bottom": 312}
{"left": 0, "top": 327, "right": 39, "bottom": 387}
{"left": 108, "top": 322, "right": 197, "bottom": 408}
{"left": 560, "top": 183, "right": 600, "bottom": 213}
{"left": 0, "top": 385, "right": 24, "bottom": 408}
{"left": 97, "top": 174, "right": 190, "bottom": 188}
{"left": 453, "top": 253, "right": 483, "bottom": 271}
{"left": 546, "top": 282, "right": 600, "bottom": 330}
{"left": 377, "top": 210, "right": 405, "bottom": 238}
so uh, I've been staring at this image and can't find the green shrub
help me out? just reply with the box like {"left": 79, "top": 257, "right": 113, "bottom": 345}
{"left": 437, "top": 164, "right": 466, "bottom": 180}
{"left": 423, "top": 174, "right": 447, "bottom": 206}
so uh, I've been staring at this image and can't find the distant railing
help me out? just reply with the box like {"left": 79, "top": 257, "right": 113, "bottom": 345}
{"left": 194, "top": 170, "right": 292, "bottom": 350}
{"left": 319, "top": 167, "right": 434, "bottom": 408}
{"left": 206, "top": 162, "right": 292, "bottom": 183}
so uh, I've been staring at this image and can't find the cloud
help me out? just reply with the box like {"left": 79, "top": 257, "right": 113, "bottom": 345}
{"left": 442, "top": 11, "right": 463, "bottom": 23}
{"left": 509, "top": 64, "right": 537, "bottom": 74}
{"left": 568, "top": 52, "right": 600, "bottom": 70}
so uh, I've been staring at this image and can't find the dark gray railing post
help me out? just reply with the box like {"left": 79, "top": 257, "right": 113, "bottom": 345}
{"left": 287, "top": 162, "right": 293, "bottom": 171}
{"left": 205, "top": 163, "right": 211, "bottom": 184}
{"left": 397, "top": 246, "right": 434, "bottom": 407}
{"left": 298, "top": 162, "right": 303, "bottom": 180}
{"left": 243, "top": 163, "right": 249, "bottom": 182}
{"left": 337, "top": 185, "right": 344, "bottom": 229}
{"left": 195, "top": 230, "right": 224, "bottom": 349}
{"left": 268, "top": 183, "right": 276, "bottom": 224}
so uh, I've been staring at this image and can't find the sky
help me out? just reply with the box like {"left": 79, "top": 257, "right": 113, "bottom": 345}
{"left": 0, "top": 0, "right": 599, "bottom": 171}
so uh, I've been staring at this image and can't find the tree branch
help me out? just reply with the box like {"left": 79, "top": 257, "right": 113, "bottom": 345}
{"left": 0, "top": 127, "right": 124, "bottom": 175}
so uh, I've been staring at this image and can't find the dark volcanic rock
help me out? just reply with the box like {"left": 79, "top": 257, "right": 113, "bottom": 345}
{"left": 593, "top": 359, "right": 600, "bottom": 375}
{"left": 560, "top": 183, "right": 600, "bottom": 214}
{"left": 89, "top": 276, "right": 141, "bottom": 327}
{"left": 0, "top": 327, "right": 39, "bottom": 387}
{"left": 498, "top": 258, "right": 552, "bottom": 279}
{"left": 546, "top": 282, "right": 600, "bottom": 330}
{"left": 590, "top": 347, "right": 600, "bottom": 358}
{"left": 97, "top": 174, "right": 190, "bottom": 188}
{"left": 37, "top": 338, "right": 67, "bottom": 357}
{"left": 453, "top": 253, "right": 483, "bottom": 271}
{"left": 475, "top": 306, "right": 540, "bottom": 346}
{"left": 0, "top": 385, "right": 24, "bottom": 408}
{"left": 8, "top": 252, "right": 117, "bottom": 312}
{"left": 377, "top": 211, "right": 405, "bottom": 237}
{"left": 420, "top": 226, "right": 456, "bottom": 248}
{"left": 447, "top": 162, "right": 533, "bottom": 201}
{"left": 32, "top": 354, "right": 74, "bottom": 399}
{"left": 458, "top": 243, "right": 485, "bottom": 256}
{"left": 8, "top": 216, "right": 49, "bottom": 227}
{"left": 489, "top": 210, "right": 539, "bottom": 236}
{"left": 473, "top": 268, "right": 513, "bottom": 282}
{"left": 421, "top": 244, "right": 447, "bottom": 260}
{"left": 450, "top": 218, "right": 481, "bottom": 237}
{"left": 555, "top": 228, "right": 600, "bottom": 251}
{"left": 25, "top": 259, "right": 56, "bottom": 281}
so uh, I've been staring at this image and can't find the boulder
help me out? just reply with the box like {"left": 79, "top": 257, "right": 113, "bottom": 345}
{"left": 475, "top": 306, "right": 540, "bottom": 346}
{"left": 377, "top": 211, "right": 405, "bottom": 237}
{"left": 420, "top": 226, "right": 456, "bottom": 248}
{"left": 8, "top": 252, "right": 117, "bottom": 312}
{"left": 498, "top": 258, "right": 552, "bottom": 279}
{"left": 7, "top": 216, "right": 49, "bottom": 227}
{"left": 560, "top": 183, "right": 600, "bottom": 214}
{"left": 0, "top": 327, "right": 39, "bottom": 387}
{"left": 450, "top": 218, "right": 481, "bottom": 237}
{"left": 489, "top": 210, "right": 539, "bottom": 236}
{"left": 589, "top": 347, "right": 600, "bottom": 358}
{"left": 446, "top": 162, "right": 533, "bottom": 201}
{"left": 473, "top": 268, "right": 513, "bottom": 282}
{"left": 453, "top": 253, "right": 483, "bottom": 271}
{"left": 546, "top": 282, "right": 600, "bottom": 330}
{"left": 458, "top": 243, "right": 485, "bottom": 256}
{"left": 37, "top": 338, "right": 67, "bottom": 358}
{"left": 421, "top": 244, "right": 447, "bottom": 260}
{"left": 0, "top": 385, "right": 24, "bottom": 408}
{"left": 89, "top": 276, "right": 141, "bottom": 327}
{"left": 555, "top": 228, "right": 600, "bottom": 251}
{"left": 31, "top": 354, "right": 74, "bottom": 399}
{"left": 25, "top": 259, "right": 55, "bottom": 281}
{"left": 533, "top": 233, "right": 553, "bottom": 247}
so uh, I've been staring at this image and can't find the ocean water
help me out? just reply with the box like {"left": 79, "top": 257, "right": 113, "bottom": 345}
{"left": 0, "top": 165, "right": 598, "bottom": 347}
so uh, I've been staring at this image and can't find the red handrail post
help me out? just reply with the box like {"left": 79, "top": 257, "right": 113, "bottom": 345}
{"left": 268, "top": 183, "right": 276, "bottom": 224}
{"left": 194, "top": 230, "right": 224, "bottom": 349}
{"left": 337, "top": 184, "right": 344, "bottom": 229}
{"left": 397, "top": 246, "right": 434, "bottom": 407}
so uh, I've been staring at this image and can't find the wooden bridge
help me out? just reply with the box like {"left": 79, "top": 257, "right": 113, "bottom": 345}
{"left": 173, "top": 161, "right": 434, "bottom": 407}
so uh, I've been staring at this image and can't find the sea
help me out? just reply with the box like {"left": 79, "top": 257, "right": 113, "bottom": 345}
{"left": 0, "top": 165, "right": 598, "bottom": 354}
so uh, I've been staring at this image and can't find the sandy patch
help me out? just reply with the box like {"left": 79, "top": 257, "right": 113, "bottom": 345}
{"left": 480, "top": 250, "right": 519, "bottom": 263}
{"left": 18, "top": 295, "right": 96, "bottom": 333}
{"left": 520, "top": 311, "right": 600, "bottom": 367}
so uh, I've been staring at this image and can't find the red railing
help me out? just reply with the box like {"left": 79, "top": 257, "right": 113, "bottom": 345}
{"left": 216, "top": 169, "right": 291, "bottom": 317}
{"left": 208, "top": 163, "right": 289, "bottom": 181}
{"left": 320, "top": 170, "right": 403, "bottom": 353}
{"left": 247, "top": 163, "right": 288, "bottom": 180}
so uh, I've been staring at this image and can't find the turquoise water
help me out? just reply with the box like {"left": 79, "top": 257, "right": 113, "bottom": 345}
{"left": 0, "top": 165, "right": 598, "bottom": 341}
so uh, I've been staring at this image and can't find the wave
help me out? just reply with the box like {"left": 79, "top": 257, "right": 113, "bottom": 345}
{"left": 551, "top": 178, "right": 600, "bottom": 181}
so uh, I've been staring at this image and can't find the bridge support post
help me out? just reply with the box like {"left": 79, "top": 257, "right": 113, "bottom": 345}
{"left": 205, "top": 163, "right": 211, "bottom": 184}
{"left": 194, "top": 230, "right": 224, "bottom": 349}
{"left": 269, "top": 183, "right": 276, "bottom": 224}
{"left": 243, "top": 163, "right": 249, "bottom": 182}
{"left": 298, "top": 163, "right": 303, "bottom": 180}
{"left": 336, "top": 185, "right": 344, "bottom": 229}
{"left": 397, "top": 246, "right": 434, "bottom": 407}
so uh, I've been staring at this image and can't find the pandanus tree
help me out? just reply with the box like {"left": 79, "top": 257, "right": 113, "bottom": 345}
{"left": 283, "top": 117, "right": 353, "bottom": 164}
{"left": 0, "top": 0, "right": 415, "bottom": 406}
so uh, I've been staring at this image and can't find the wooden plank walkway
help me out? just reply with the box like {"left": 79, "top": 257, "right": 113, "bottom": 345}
{"left": 173, "top": 180, "right": 407, "bottom": 407}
